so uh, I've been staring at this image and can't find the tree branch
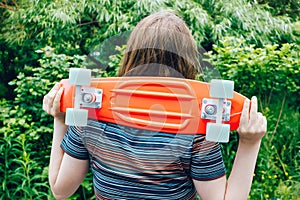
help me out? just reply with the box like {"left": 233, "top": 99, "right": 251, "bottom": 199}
{"left": 77, "top": 21, "right": 98, "bottom": 27}
{"left": 269, "top": 92, "right": 286, "bottom": 142}
{"left": 0, "top": 2, "right": 16, "bottom": 11}
{"left": 11, "top": 0, "right": 18, "bottom": 8}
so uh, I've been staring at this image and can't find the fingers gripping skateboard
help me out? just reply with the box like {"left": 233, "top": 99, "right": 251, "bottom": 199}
{"left": 205, "top": 79, "right": 234, "bottom": 143}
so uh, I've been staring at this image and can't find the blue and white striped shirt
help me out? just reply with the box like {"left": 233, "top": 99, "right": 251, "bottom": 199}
{"left": 61, "top": 119, "right": 226, "bottom": 199}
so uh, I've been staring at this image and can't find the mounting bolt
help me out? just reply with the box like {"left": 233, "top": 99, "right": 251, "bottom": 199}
{"left": 83, "top": 93, "right": 94, "bottom": 103}
{"left": 205, "top": 105, "right": 217, "bottom": 115}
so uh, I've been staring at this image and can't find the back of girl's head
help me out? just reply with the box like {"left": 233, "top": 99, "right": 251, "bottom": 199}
{"left": 118, "top": 11, "right": 200, "bottom": 79}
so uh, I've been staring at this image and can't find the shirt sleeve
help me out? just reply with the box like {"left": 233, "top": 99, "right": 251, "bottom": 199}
{"left": 61, "top": 126, "right": 89, "bottom": 160}
{"left": 190, "top": 135, "right": 226, "bottom": 181}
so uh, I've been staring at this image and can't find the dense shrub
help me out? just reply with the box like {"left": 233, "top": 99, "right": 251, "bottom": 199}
{"left": 206, "top": 37, "right": 299, "bottom": 108}
{"left": 0, "top": 47, "right": 88, "bottom": 199}
{"left": 256, "top": 0, "right": 300, "bottom": 20}
{"left": 205, "top": 37, "right": 300, "bottom": 199}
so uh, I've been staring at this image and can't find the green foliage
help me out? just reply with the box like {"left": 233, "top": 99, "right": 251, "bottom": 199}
{"left": 174, "top": 0, "right": 295, "bottom": 47}
{"left": 206, "top": 37, "right": 300, "bottom": 199}
{"left": 206, "top": 37, "right": 300, "bottom": 109}
{"left": 251, "top": 107, "right": 300, "bottom": 199}
{"left": 0, "top": 47, "right": 87, "bottom": 199}
{"left": 106, "top": 45, "right": 126, "bottom": 77}
{"left": 256, "top": 0, "right": 300, "bottom": 20}
{"left": 0, "top": 99, "right": 51, "bottom": 199}
{"left": 1, "top": 0, "right": 295, "bottom": 48}
{"left": 0, "top": 0, "right": 165, "bottom": 51}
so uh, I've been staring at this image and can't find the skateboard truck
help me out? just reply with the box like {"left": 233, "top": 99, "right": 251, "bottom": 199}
{"left": 204, "top": 79, "right": 234, "bottom": 143}
{"left": 65, "top": 68, "right": 94, "bottom": 126}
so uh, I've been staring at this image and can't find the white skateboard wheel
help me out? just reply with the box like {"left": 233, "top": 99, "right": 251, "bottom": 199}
{"left": 69, "top": 68, "right": 91, "bottom": 86}
{"left": 206, "top": 123, "right": 230, "bottom": 143}
{"left": 210, "top": 79, "right": 234, "bottom": 99}
{"left": 65, "top": 108, "right": 88, "bottom": 126}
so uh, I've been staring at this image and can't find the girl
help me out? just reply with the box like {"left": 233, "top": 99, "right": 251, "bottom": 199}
{"left": 43, "top": 11, "right": 267, "bottom": 200}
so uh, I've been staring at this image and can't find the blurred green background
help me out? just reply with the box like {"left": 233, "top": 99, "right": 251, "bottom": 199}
{"left": 0, "top": 0, "right": 299, "bottom": 199}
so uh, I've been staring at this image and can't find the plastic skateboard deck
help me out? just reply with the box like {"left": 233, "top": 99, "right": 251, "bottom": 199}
{"left": 60, "top": 76, "right": 247, "bottom": 135}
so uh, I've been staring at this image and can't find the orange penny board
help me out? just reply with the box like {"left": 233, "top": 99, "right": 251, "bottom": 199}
{"left": 60, "top": 77, "right": 247, "bottom": 134}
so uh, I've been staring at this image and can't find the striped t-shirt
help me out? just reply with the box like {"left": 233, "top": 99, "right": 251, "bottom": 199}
{"left": 61, "top": 119, "right": 226, "bottom": 199}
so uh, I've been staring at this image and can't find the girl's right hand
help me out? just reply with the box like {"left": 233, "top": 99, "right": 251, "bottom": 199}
{"left": 237, "top": 96, "right": 267, "bottom": 145}
{"left": 43, "top": 83, "right": 65, "bottom": 122}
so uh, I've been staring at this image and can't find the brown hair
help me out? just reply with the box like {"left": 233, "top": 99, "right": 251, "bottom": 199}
{"left": 118, "top": 11, "right": 200, "bottom": 79}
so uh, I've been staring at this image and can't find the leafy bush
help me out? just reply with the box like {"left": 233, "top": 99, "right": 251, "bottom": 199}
{"left": 251, "top": 108, "right": 300, "bottom": 199}
{"left": 206, "top": 37, "right": 299, "bottom": 109}
{"left": 205, "top": 37, "right": 300, "bottom": 199}
{"left": 256, "top": 0, "right": 300, "bottom": 20}
{"left": 0, "top": 47, "right": 88, "bottom": 199}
